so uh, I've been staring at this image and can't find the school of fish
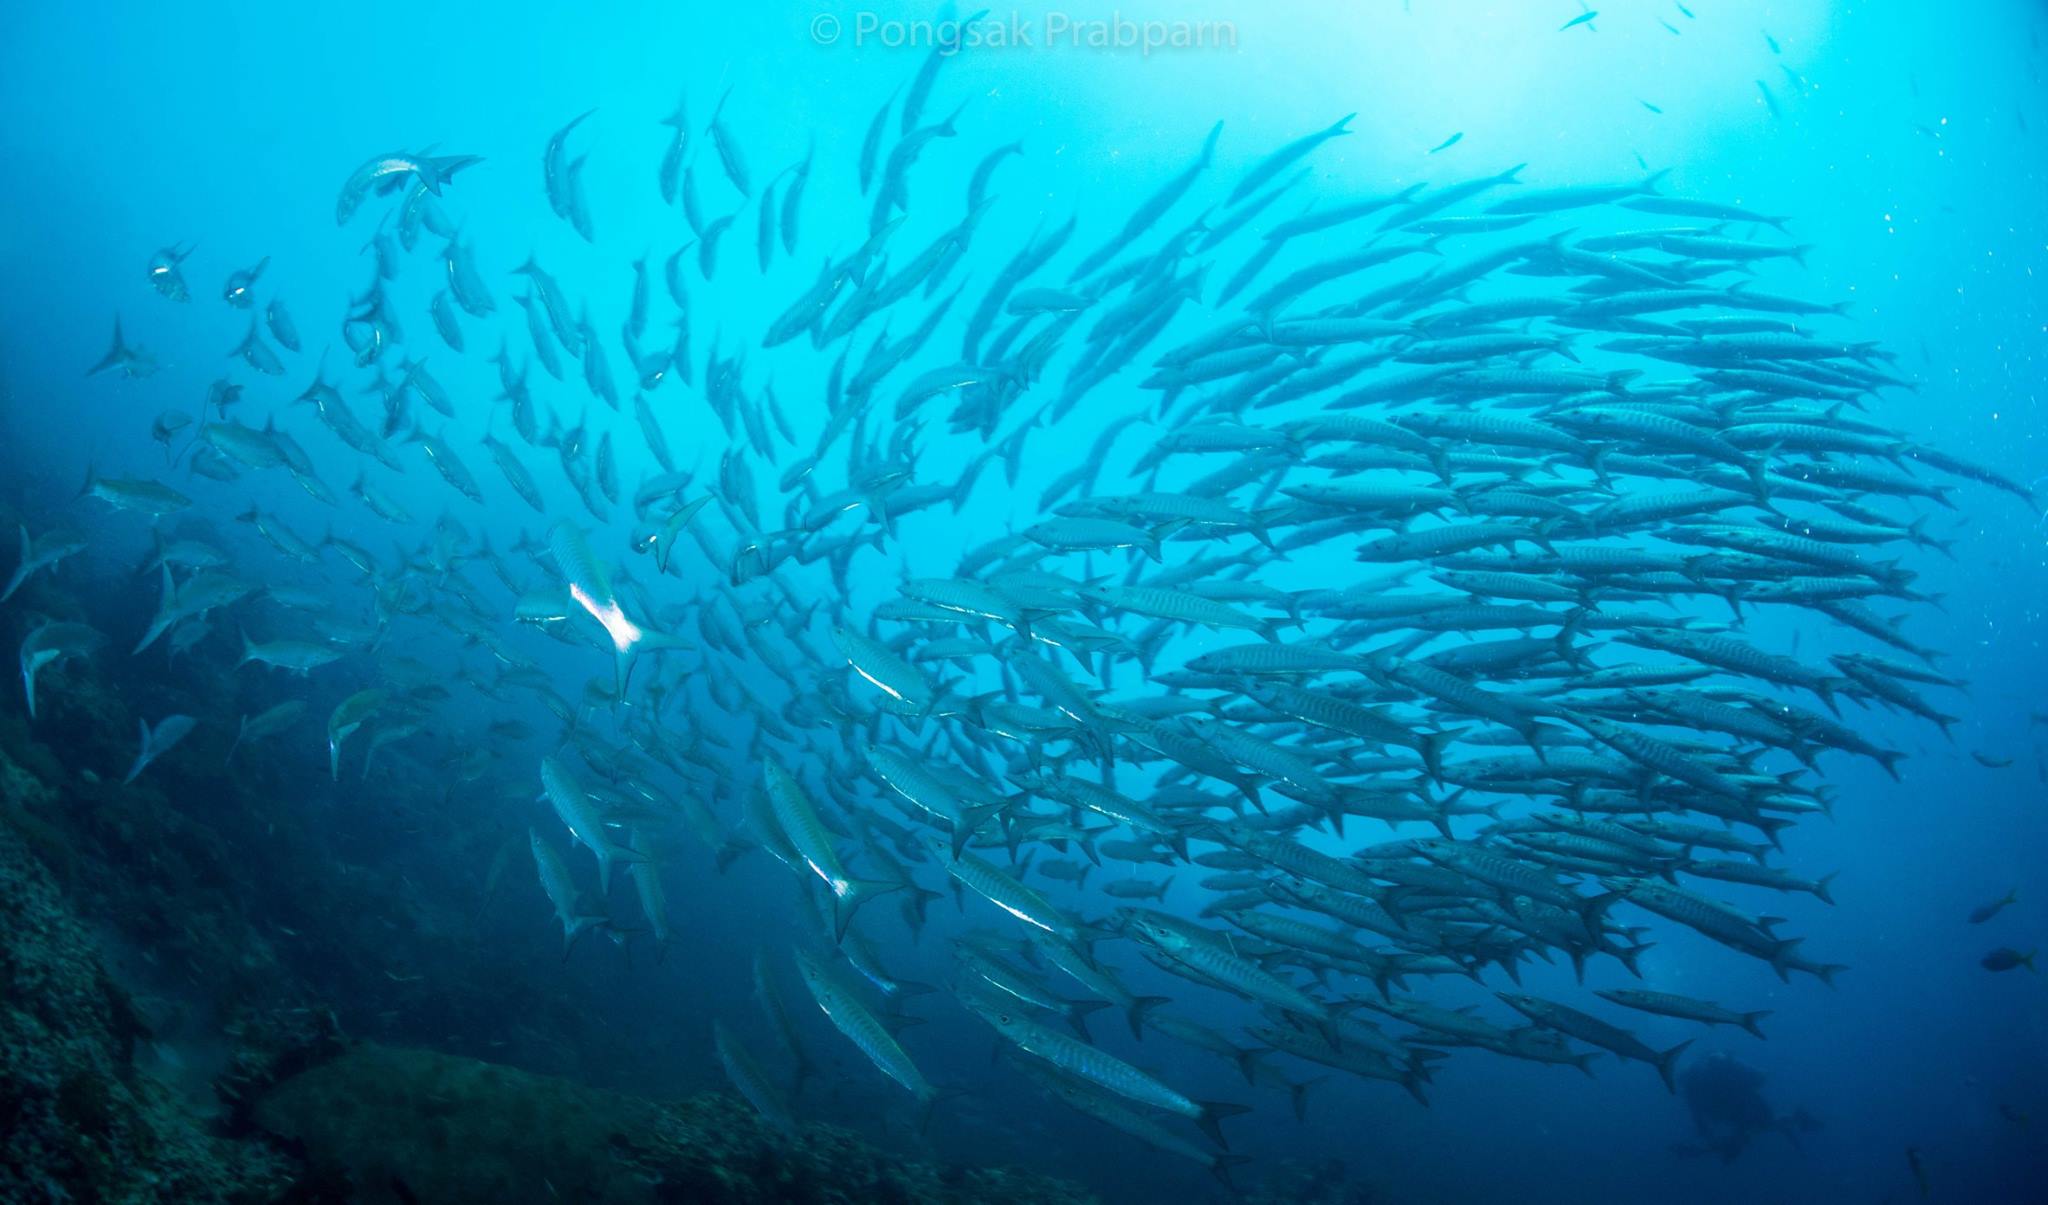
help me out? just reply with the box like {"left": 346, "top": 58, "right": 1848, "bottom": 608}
{"left": 27, "top": 20, "right": 2040, "bottom": 1187}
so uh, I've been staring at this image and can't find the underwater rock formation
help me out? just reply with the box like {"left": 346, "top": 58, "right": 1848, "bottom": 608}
{"left": 0, "top": 810, "right": 288, "bottom": 1202}
{"left": 251, "top": 1042, "right": 1099, "bottom": 1205}
{"left": 3, "top": 728, "right": 1095, "bottom": 1203}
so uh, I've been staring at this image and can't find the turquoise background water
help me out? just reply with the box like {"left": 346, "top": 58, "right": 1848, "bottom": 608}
{"left": 1, "top": 2, "right": 2044, "bottom": 1200}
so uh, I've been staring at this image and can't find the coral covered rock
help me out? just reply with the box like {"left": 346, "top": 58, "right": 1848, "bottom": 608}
{"left": 0, "top": 818, "right": 286, "bottom": 1202}
{"left": 252, "top": 1043, "right": 1096, "bottom": 1205}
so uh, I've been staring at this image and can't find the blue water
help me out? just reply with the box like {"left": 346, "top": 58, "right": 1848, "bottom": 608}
{"left": 2, "top": 2, "right": 2045, "bottom": 1201}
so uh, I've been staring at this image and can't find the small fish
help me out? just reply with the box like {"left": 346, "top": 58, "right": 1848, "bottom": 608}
{"left": 20, "top": 621, "right": 104, "bottom": 720}
{"left": 764, "top": 762, "right": 900, "bottom": 941}
{"left": 1101, "top": 877, "right": 1174, "bottom": 902}
{"left": 540, "top": 754, "right": 648, "bottom": 895}
{"left": 327, "top": 689, "right": 386, "bottom": 782}
{"left": 335, "top": 150, "right": 479, "bottom": 225}
{"left": 531, "top": 828, "right": 607, "bottom": 956}
{"left": 222, "top": 256, "right": 268, "bottom": 307}
{"left": 431, "top": 290, "right": 466, "bottom": 351}
{"left": 1756, "top": 79, "right": 1782, "bottom": 118}
{"left": 545, "top": 109, "right": 596, "bottom": 220}
{"left": 151, "top": 409, "right": 193, "bottom": 458}
{"left": 227, "top": 699, "right": 307, "bottom": 764}
{"left": 238, "top": 632, "right": 346, "bottom": 675}
{"left": 566, "top": 156, "right": 596, "bottom": 243}
{"left": 267, "top": 298, "right": 301, "bottom": 352}
{"left": 657, "top": 93, "right": 689, "bottom": 205}
{"left": 79, "top": 467, "right": 190, "bottom": 515}
{"left": 232, "top": 317, "right": 286, "bottom": 375}
{"left": 123, "top": 714, "right": 196, "bottom": 785}
{"left": 1228, "top": 112, "right": 1352, "bottom": 205}
{"left": 707, "top": 86, "right": 753, "bottom": 197}
{"left": 795, "top": 946, "right": 933, "bottom": 1100}
{"left": 550, "top": 522, "right": 691, "bottom": 690}
{"left": 714, "top": 1020, "right": 796, "bottom": 1131}
{"left": 3, "top": 524, "right": 87, "bottom": 602}
{"left": 165, "top": 618, "right": 211, "bottom": 662}
{"left": 206, "top": 377, "right": 243, "bottom": 417}
{"left": 86, "top": 315, "right": 158, "bottom": 378}
{"left": 859, "top": 84, "right": 902, "bottom": 196}
{"left": 1428, "top": 131, "right": 1463, "bottom": 154}
{"left": 1981, "top": 947, "right": 2036, "bottom": 973}
{"left": 147, "top": 243, "right": 195, "bottom": 301}
{"left": 1968, "top": 889, "right": 2018, "bottom": 924}
{"left": 1560, "top": 10, "right": 1598, "bottom": 33}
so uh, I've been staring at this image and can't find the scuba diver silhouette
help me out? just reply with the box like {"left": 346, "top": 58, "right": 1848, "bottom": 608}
{"left": 1673, "top": 1051, "right": 1822, "bottom": 1162}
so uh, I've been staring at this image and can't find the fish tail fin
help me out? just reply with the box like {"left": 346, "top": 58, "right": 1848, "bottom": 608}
{"left": 711, "top": 840, "right": 748, "bottom": 876}
{"left": 635, "top": 626, "right": 695, "bottom": 658}
{"left": 1065, "top": 999, "right": 1113, "bottom": 1040}
{"left": 1417, "top": 727, "right": 1460, "bottom": 781}
{"left": 563, "top": 914, "right": 606, "bottom": 960}
{"left": 1814, "top": 676, "right": 1843, "bottom": 716}
{"left": 1766, "top": 937, "right": 1805, "bottom": 983}
{"left": 121, "top": 717, "right": 153, "bottom": 785}
{"left": 832, "top": 877, "right": 904, "bottom": 942}
{"left": 87, "top": 317, "right": 127, "bottom": 377}
{"left": 1656, "top": 1039, "right": 1694, "bottom": 1094}
{"left": 1233, "top": 1045, "right": 1266, "bottom": 1086}
{"left": 952, "top": 803, "right": 1003, "bottom": 857}
{"left": 912, "top": 1091, "right": 946, "bottom": 1135}
{"left": 1555, "top": 607, "right": 1592, "bottom": 665}
{"left": 1742, "top": 1010, "right": 1773, "bottom": 1040}
{"left": 1127, "top": 994, "right": 1171, "bottom": 1040}
{"left": 1194, "top": 1100, "right": 1252, "bottom": 1150}
{"left": 1403, "top": 1073, "right": 1431, "bottom": 1107}
{"left": 1288, "top": 1075, "right": 1327, "bottom": 1123}
{"left": 1208, "top": 1154, "right": 1254, "bottom": 1191}
{"left": 1814, "top": 871, "right": 1839, "bottom": 906}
